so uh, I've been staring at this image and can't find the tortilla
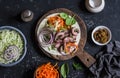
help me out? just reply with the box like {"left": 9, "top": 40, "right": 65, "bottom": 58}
{"left": 37, "top": 13, "right": 81, "bottom": 55}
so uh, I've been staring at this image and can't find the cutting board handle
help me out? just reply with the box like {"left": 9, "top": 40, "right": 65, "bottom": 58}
{"left": 76, "top": 48, "right": 96, "bottom": 67}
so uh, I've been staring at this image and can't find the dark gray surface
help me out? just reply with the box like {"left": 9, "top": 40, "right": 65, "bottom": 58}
{"left": 0, "top": 0, "right": 120, "bottom": 78}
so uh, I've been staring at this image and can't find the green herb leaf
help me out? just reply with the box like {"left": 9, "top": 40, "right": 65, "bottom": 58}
{"left": 65, "top": 17, "right": 76, "bottom": 26}
{"left": 71, "top": 17, "right": 76, "bottom": 25}
{"left": 72, "top": 62, "right": 82, "bottom": 70}
{"left": 60, "top": 63, "right": 69, "bottom": 78}
{"left": 60, "top": 13, "right": 68, "bottom": 19}
{"left": 65, "top": 18, "right": 72, "bottom": 25}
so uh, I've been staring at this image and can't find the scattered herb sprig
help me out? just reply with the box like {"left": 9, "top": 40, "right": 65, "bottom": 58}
{"left": 48, "top": 44, "right": 55, "bottom": 51}
{"left": 72, "top": 62, "right": 82, "bottom": 70}
{"left": 60, "top": 63, "right": 69, "bottom": 78}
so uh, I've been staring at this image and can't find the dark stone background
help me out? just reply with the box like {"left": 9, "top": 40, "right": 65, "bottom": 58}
{"left": 0, "top": 0, "right": 120, "bottom": 78}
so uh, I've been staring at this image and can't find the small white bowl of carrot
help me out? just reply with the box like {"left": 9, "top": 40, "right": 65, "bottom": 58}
{"left": 34, "top": 62, "right": 60, "bottom": 78}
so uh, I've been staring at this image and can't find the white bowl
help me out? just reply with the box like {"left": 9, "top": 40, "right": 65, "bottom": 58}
{"left": 92, "top": 26, "right": 112, "bottom": 46}
{"left": 85, "top": 0, "right": 105, "bottom": 13}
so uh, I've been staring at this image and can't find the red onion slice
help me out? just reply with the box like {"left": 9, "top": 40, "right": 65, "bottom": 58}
{"left": 38, "top": 28, "right": 53, "bottom": 47}
{"left": 4, "top": 45, "right": 19, "bottom": 61}
{"left": 72, "top": 27, "right": 79, "bottom": 36}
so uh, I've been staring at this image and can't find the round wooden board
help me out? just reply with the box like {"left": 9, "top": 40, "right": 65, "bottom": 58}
{"left": 35, "top": 8, "right": 87, "bottom": 60}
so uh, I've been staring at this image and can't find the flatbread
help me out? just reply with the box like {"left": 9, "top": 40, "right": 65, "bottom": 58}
{"left": 37, "top": 13, "right": 81, "bottom": 55}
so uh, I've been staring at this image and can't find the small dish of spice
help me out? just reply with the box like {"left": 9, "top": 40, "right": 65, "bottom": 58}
{"left": 92, "top": 26, "right": 112, "bottom": 46}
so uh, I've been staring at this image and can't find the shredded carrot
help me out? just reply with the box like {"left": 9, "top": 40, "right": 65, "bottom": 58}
{"left": 35, "top": 62, "right": 59, "bottom": 78}
{"left": 48, "top": 16, "right": 66, "bottom": 31}
{"left": 48, "top": 16, "right": 65, "bottom": 26}
{"left": 65, "top": 42, "right": 78, "bottom": 53}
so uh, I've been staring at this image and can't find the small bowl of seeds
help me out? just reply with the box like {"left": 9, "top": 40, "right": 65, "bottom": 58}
{"left": 92, "top": 26, "right": 112, "bottom": 46}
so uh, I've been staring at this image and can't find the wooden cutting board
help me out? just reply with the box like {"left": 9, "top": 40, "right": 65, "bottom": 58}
{"left": 35, "top": 8, "right": 96, "bottom": 67}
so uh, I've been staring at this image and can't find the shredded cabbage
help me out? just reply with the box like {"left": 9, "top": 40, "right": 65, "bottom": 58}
{"left": 0, "top": 30, "right": 23, "bottom": 64}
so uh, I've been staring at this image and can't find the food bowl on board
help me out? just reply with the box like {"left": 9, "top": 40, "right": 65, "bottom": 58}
{"left": 0, "top": 26, "right": 27, "bottom": 67}
{"left": 92, "top": 26, "right": 112, "bottom": 46}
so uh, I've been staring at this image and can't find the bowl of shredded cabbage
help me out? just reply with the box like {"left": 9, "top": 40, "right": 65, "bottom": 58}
{"left": 0, "top": 26, "right": 27, "bottom": 67}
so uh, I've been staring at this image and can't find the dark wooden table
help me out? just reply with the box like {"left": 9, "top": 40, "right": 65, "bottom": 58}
{"left": 0, "top": 0, "right": 120, "bottom": 78}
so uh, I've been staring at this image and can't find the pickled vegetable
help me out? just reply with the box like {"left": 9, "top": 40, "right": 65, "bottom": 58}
{"left": 94, "top": 29, "right": 109, "bottom": 43}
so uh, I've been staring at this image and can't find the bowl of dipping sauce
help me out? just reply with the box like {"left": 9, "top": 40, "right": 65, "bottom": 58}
{"left": 92, "top": 26, "right": 112, "bottom": 46}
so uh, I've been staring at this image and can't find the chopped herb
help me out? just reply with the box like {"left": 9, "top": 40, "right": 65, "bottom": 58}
{"left": 48, "top": 47, "right": 51, "bottom": 51}
{"left": 43, "top": 34, "right": 51, "bottom": 42}
{"left": 72, "top": 62, "right": 82, "bottom": 70}
{"left": 45, "top": 35, "right": 50, "bottom": 40}
{"left": 53, "top": 29, "right": 56, "bottom": 32}
{"left": 50, "top": 23, "right": 53, "bottom": 26}
{"left": 60, "top": 63, "right": 69, "bottom": 78}
{"left": 51, "top": 45, "right": 55, "bottom": 50}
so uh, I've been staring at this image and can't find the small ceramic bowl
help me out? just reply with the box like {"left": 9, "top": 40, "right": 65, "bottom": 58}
{"left": 85, "top": 0, "right": 105, "bottom": 13}
{"left": 0, "top": 26, "right": 27, "bottom": 67}
{"left": 34, "top": 64, "right": 60, "bottom": 78}
{"left": 92, "top": 26, "right": 112, "bottom": 46}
